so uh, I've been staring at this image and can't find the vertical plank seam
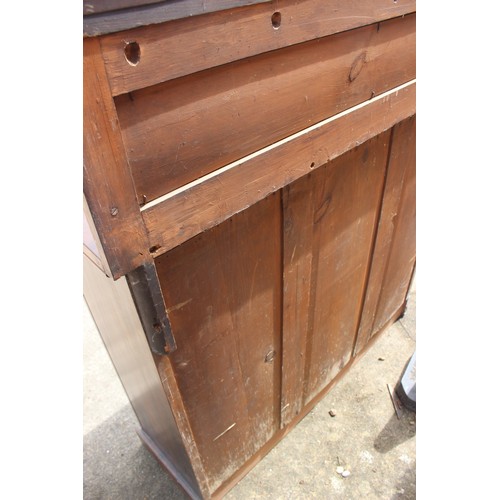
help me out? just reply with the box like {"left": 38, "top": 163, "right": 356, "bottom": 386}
{"left": 278, "top": 189, "right": 286, "bottom": 429}
{"left": 351, "top": 127, "right": 395, "bottom": 358}
{"left": 212, "top": 224, "right": 252, "bottom": 435}
{"left": 369, "top": 120, "right": 411, "bottom": 336}
{"left": 301, "top": 174, "right": 321, "bottom": 407}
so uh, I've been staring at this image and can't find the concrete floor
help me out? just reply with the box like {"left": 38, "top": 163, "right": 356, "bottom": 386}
{"left": 83, "top": 283, "right": 416, "bottom": 499}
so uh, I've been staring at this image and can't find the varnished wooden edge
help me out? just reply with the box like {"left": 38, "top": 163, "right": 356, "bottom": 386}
{"left": 100, "top": 2, "right": 416, "bottom": 95}
{"left": 84, "top": 0, "right": 271, "bottom": 36}
{"left": 137, "top": 427, "right": 204, "bottom": 499}
{"left": 84, "top": 37, "right": 152, "bottom": 279}
{"left": 209, "top": 304, "right": 408, "bottom": 499}
{"left": 142, "top": 80, "right": 416, "bottom": 257}
{"left": 155, "top": 356, "right": 213, "bottom": 498}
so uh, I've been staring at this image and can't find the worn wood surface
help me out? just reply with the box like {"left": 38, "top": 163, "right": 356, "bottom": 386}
{"left": 279, "top": 174, "right": 314, "bottom": 428}
{"left": 99, "top": 0, "right": 416, "bottom": 96}
{"left": 83, "top": 37, "right": 150, "bottom": 279}
{"left": 155, "top": 354, "right": 212, "bottom": 498}
{"left": 142, "top": 81, "right": 415, "bottom": 259}
{"left": 116, "top": 14, "right": 415, "bottom": 201}
{"left": 354, "top": 115, "right": 416, "bottom": 354}
{"left": 84, "top": 0, "right": 270, "bottom": 36}
{"left": 83, "top": 255, "right": 201, "bottom": 497}
{"left": 210, "top": 301, "right": 406, "bottom": 499}
{"left": 280, "top": 131, "right": 390, "bottom": 426}
{"left": 126, "top": 262, "right": 177, "bottom": 355}
{"left": 154, "top": 193, "right": 282, "bottom": 494}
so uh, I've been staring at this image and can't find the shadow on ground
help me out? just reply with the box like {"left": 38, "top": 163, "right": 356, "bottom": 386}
{"left": 84, "top": 287, "right": 416, "bottom": 499}
{"left": 391, "top": 466, "right": 416, "bottom": 500}
{"left": 374, "top": 410, "right": 416, "bottom": 454}
{"left": 84, "top": 405, "right": 188, "bottom": 500}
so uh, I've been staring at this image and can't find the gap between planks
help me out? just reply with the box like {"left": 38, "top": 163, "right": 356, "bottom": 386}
{"left": 141, "top": 79, "right": 416, "bottom": 213}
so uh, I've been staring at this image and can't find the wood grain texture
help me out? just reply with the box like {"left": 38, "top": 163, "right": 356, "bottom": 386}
{"left": 354, "top": 115, "right": 416, "bottom": 354}
{"left": 142, "top": 81, "right": 416, "bottom": 259}
{"left": 84, "top": 0, "right": 270, "bottom": 36}
{"left": 280, "top": 131, "right": 390, "bottom": 425}
{"left": 99, "top": 0, "right": 416, "bottom": 96}
{"left": 155, "top": 355, "right": 212, "bottom": 498}
{"left": 116, "top": 14, "right": 415, "bottom": 201}
{"left": 83, "top": 255, "right": 201, "bottom": 496}
{"left": 83, "top": 37, "right": 150, "bottom": 279}
{"left": 279, "top": 177, "right": 314, "bottom": 427}
{"left": 210, "top": 301, "right": 405, "bottom": 499}
{"left": 154, "top": 193, "right": 282, "bottom": 494}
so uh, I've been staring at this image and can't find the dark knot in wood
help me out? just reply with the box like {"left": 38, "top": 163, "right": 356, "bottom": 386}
{"left": 349, "top": 52, "right": 367, "bottom": 82}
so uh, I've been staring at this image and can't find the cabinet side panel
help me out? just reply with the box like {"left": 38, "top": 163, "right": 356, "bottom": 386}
{"left": 355, "top": 115, "right": 416, "bottom": 352}
{"left": 154, "top": 193, "right": 282, "bottom": 494}
{"left": 83, "top": 255, "right": 201, "bottom": 496}
{"left": 282, "top": 131, "right": 390, "bottom": 415}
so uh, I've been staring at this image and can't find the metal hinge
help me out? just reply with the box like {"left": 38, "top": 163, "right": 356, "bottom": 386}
{"left": 126, "top": 262, "right": 177, "bottom": 355}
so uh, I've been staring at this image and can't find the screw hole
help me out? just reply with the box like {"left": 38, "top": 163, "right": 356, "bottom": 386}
{"left": 124, "top": 41, "right": 141, "bottom": 66}
{"left": 271, "top": 12, "right": 281, "bottom": 29}
{"left": 310, "top": 162, "right": 315, "bottom": 169}
{"left": 149, "top": 245, "right": 161, "bottom": 254}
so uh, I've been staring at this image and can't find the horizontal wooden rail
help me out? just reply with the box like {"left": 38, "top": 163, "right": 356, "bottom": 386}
{"left": 142, "top": 80, "right": 416, "bottom": 258}
{"left": 100, "top": 0, "right": 416, "bottom": 95}
{"left": 116, "top": 14, "right": 415, "bottom": 202}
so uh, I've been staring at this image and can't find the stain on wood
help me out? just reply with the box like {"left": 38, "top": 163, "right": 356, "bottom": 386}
{"left": 281, "top": 131, "right": 390, "bottom": 425}
{"left": 354, "top": 115, "right": 416, "bottom": 354}
{"left": 83, "top": 1, "right": 416, "bottom": 496}
{"left": 99, "top": 0, "right": 416, "bottom": 95}
{"left": 83, "top": 37, "right": 151, "bottom": 279}
{"left": 141, "top": 81, "right": 416, "bottom": 258}
{"left": 115, "top": 14, "right": 415, "bottom": 201}
{"left": 154, "top": 193, "right": 282, "bottom": 493}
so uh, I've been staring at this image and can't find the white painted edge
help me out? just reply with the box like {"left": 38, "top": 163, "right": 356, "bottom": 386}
{"left": 141, "top": 79, "right": 416, "bottom": 212}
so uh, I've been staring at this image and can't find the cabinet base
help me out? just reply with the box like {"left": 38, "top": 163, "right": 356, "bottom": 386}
{"left": 139, "top": 305, "right": 404, "bottom": 499}
{"left": 136, "top": 428, "right": 204, "bottom": 500}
